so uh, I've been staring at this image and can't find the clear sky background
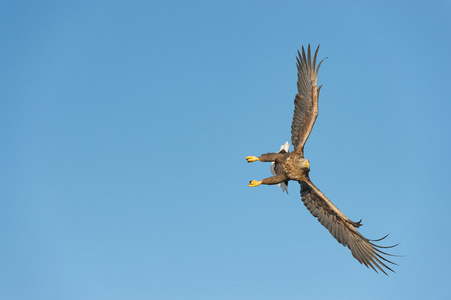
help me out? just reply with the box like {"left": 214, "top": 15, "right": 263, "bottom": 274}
{"left": 1, "top": 1, "right": 451, "bottom": 299}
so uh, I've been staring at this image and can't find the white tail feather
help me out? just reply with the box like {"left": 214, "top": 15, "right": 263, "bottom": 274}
{"left": 280, "top": 141, "right": 290, "bottom": 152}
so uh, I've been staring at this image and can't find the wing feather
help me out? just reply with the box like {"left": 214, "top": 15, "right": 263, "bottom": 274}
{"left": 300, "top": 179, "right": 398, "bottom": 275}
{"left": 291, "top": 45, "right": 325, "bottom": 156}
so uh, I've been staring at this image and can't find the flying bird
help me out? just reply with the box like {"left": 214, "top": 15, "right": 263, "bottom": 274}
{"left": 246, "top": 45, "right": 398, "bottom": 274}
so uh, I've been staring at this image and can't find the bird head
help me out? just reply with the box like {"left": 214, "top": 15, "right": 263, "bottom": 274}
{"left": 301, "top": 158, "right": 310, "bottom": 170}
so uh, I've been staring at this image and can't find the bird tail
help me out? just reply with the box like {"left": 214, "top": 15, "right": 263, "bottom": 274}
{"left": 271, "top": 141, "right": 290, "bottom": 194}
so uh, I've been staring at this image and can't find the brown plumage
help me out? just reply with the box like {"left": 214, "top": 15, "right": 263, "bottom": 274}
{"left": 246, "top": 45, "right": 398, "bottom": 274}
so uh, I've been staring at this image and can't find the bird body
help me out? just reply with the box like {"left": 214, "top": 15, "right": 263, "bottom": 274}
{"left": 284, "top": 152, "right": 310, "bottom": 182}
{"left": 246, "top": 45, "right": 398, "bottom": 274}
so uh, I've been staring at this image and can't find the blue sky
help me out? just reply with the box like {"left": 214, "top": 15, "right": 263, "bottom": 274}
{"left": 1, "top": 1, "right": 451, "bottom": 299}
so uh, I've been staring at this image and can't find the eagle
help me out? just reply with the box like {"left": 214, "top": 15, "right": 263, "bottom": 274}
{"left": 246, "top": 45, "right": 398, "bottom": 274}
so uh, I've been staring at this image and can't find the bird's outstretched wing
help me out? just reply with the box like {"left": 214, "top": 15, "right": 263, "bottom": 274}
{"left": 291, "top": 45, "right": 325, "bottom": 156}
{"left": 300, "top": 179, "right": 398, "bottom": 274}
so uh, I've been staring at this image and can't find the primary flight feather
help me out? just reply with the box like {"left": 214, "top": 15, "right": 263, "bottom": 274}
{"left": 246, "top": 45, "right": 398, "bottom": 275}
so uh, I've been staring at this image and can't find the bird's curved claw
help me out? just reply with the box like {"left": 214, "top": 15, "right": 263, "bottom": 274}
{"left": 246, "top": 156, "right": 259, "bottom": 163}
{"left": 248, "top": 180, "right": 262, "bottom": 187}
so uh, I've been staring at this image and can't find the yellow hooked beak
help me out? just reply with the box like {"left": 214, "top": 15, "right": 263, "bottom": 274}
{"left": 305, "top": 160, "right": 310, "bottom": 169}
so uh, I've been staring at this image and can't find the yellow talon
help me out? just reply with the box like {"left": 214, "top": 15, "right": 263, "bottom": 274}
{"left": 248, "top": 180, "right": 262, "bottom": 187}
{"left": 246, "top": 156, "right": 259, "bottom": 163}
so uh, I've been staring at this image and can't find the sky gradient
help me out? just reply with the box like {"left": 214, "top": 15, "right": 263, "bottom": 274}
{"left": 1, "top": 1, "right": 451, "bottom": 299}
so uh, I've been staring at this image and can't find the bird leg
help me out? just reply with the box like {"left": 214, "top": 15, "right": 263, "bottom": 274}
{"left": 246, "top": 152, "right": 286, "bottom": 163}
{"left": 248, "top": 173, "right": 288, "bottom": 187}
